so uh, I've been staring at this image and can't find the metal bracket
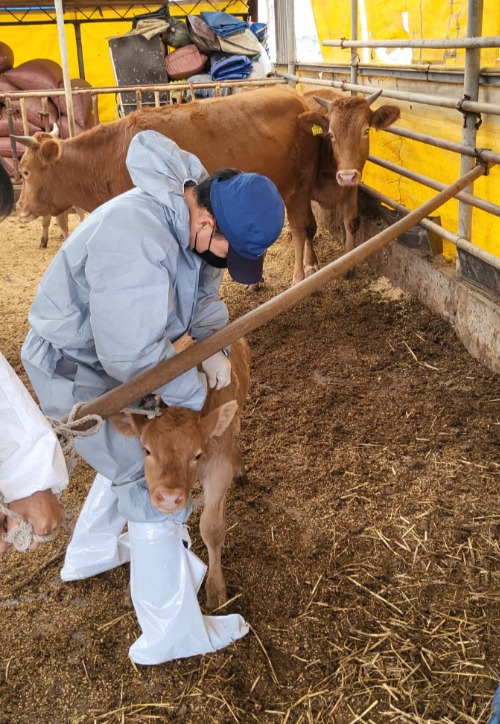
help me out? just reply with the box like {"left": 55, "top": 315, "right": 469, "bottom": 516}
{"left": 474, "top": 149, "right": 491, "bottom": 175}
{"left": 456, "top": 94, "right": 482, "bottom": 130}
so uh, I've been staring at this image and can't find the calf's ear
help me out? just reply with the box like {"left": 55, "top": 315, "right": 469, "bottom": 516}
{"left": 201, "top": 400, "right": 238, "bottom": 440}
{"left": 109, "top": 411, "right": 148, "bottom": 438}
{"left": 371, "top": 105, "right": 400, "bottom": 129}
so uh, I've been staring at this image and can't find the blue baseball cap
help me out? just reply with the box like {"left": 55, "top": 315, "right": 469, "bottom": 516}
{"left": 210, "top": 173, "right": 285, "bottom": 284}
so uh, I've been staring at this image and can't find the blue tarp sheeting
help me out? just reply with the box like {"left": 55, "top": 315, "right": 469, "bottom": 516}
{"left": 210, "top": 52, "right": 252, "bottom": 80}
{"left": 200, "top": 12, "right": 248, "bottom": 38}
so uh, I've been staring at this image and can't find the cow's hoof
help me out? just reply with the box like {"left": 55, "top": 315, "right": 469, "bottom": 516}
{"left": 245, "top": 282, "right": 261, "bottom": 293}
{"left": 305, "top": 265, "right": 319, "bottom": 278}
{"left": 233, "top": 472, "right": 248, "bottom": 488}
{"left": 206, "top": 586, "right": 228, "bottom": 612}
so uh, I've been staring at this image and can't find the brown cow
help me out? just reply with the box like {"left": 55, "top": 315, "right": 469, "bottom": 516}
{"left": 14, "top": 86, "right": 319, "bottom": 285}
{"left": 298, "top": 88, "right": 400, "bottom": 274}
{"left": 14, "top": 86, "right": 400, "bottom": 284}
{"left": 109, "top": 337, "right": 250, "bottom": 610}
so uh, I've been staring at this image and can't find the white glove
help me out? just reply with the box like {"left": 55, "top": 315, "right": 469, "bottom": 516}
{"left": 200, "top": 351, "right": 231, "bottom": 390}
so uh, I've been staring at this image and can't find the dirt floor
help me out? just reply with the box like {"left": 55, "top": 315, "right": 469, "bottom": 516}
{"left": 1, "top": 210, "right": 500, "bottom": 724}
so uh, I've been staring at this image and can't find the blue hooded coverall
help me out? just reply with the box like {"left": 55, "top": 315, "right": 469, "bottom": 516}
{"left": 21, "top": 131, "right": 229, "bottom": 523}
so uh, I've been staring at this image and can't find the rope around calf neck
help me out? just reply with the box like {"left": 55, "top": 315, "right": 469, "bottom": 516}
{"left": 1, "top": 402, "right": 102, "bottom": 552}
{"left": 47, "top": 401, "right": 103, "bottom": 476}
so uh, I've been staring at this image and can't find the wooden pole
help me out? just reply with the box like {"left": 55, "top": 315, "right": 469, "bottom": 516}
{"left": 73, "top": 163, "right": 488, "bottom": 423}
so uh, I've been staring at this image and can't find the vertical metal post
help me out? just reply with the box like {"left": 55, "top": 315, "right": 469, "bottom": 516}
{"left": 54, "top": 0, "right": 76, "bottom": 138}
{"left": 287, "top": 0, "right": 296, "bottom": 87}
{"left": 74, "top": 22, "right": 86, "bottom": 80}
{"left": 458, "top": 0, "right": 483, "bottom": 250}
{"left": 350, "top": 0, "right": 358, "bottom": 95}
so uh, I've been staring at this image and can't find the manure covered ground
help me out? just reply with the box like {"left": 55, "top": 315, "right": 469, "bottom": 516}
{"left": 1, "top": 212, "right": 500, "bottom": 724}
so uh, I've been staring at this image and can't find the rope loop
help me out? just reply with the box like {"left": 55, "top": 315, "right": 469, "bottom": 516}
{"left": 47, "top": 402, "right": 103, "bottom": 475}
{"left": 0, "top": 493, "right": 64, "bottom": 553}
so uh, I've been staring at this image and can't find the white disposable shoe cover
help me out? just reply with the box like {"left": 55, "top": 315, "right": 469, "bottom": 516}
{"left": 61, "top": 473, "right": 130, "bottom": 581}
{"left": 128, "top": 519, "right": 249, "bottom": 665}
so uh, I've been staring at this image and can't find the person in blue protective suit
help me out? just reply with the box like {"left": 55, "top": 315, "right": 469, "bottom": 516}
{"left": 20, "top": 129, "right": 285, "bottom": 665}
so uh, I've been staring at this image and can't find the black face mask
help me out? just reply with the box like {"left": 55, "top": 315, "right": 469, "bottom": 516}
{"left": 193, "top": 230, "right": 228, "bottom": 269}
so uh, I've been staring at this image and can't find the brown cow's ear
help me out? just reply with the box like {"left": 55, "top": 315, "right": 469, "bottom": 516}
{"left": 201, "top": 400, "right": 238, "bottom": 440}
{"left": 109, "top": 411, "right": 148, "bottom": 438}
{"left": 39, "top": 138, "right": 62, "bottom": 164}
{"left": 297, "top": 111, "right": 329, "bottom": 136}
{"left": 371, "top": 105, "right": 401, "bottom": 130}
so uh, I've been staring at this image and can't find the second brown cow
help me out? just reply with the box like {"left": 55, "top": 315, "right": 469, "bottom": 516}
{"left": 109, "top": 338, "right": 251, "bottom": 611}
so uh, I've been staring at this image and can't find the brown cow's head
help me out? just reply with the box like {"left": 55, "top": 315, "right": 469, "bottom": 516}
{"left": 13, "top": 130, "right": 64, "bottom": 220}
{"left": 110, "top": 401, "right": 238, "bottom": 513}
{"left": 299, "top": 89, "right": 400, "bottom": 187}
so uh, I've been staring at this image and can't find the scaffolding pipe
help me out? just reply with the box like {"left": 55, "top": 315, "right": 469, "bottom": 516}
{"left": 71, "top": 164, "right": 487, "bottom": 424}
{"left": 286, "top": 0, "right": 296, "bottom": 82}
{"left": 276, "top": 71, "right": 500, "bottom": 117}
{"left": 0, "top": 78, "right": 285, "bottom": 102}
{"left": 458, "top": 0, "right": 484, "bottom": 245}
{"left": 322, "top": 35, "right": 500, "bottom": 49}
{"left": 387, "top": 125, "right": 500, "bottom": 166}
{"left": 350, "top": 0, "right": 358, "bottom": 93}
{"left": 369, "top": 154, "right": 500, "bottom": 216}
{"left": 54, "top": 0, "right": 76, "bottom": 138}
{"left": 360, "top": 182, "right": 500, "bottom": 271}
{"left": 360, "top": 182, "right": 461, "bottom": 244}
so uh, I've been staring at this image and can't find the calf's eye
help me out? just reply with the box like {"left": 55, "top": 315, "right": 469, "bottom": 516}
{"left": 194, "top": 451, "right": 203, "bottom": 461}
{"left": 143, "top": 446, "right": 151, "bottom": 456}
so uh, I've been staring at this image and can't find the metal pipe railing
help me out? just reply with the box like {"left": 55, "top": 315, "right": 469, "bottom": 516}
{"left": 458, "top": 0, "right": 484, "bottom": 244}
{"left": 369, "top": 154, "right": 500, "bottom": 217}
{"left": 360, "top": 182, "right": 500, "bottom": 272}
{"left": 72, "top": 163, "right": 488, "bottom": 423}
{"left": 322, "top": 36, "right": 500, "bottom": 49}
{"left": 276, "top": 70, "right": 500, "bottom": 117}
{"left": 0, "top": 77, "right": 286, "bottom": 103}
{"left": 387, "top": 126, "right": 500, "bottom": 166}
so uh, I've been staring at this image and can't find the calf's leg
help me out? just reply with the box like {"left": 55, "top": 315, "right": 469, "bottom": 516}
{"left": 200, "top": 454, "right": 233, "bottom": 610}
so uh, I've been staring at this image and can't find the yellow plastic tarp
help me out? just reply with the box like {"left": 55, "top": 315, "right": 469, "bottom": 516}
{"left": 308, "top": 0, "right": 500, "bottom": 260}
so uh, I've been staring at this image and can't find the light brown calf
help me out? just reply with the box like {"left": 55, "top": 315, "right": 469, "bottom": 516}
{"left": 110, "top": 338, "right": 251, "bottom": 610}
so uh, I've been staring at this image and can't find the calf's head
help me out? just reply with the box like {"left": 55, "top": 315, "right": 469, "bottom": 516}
{"left": 12, "top": 130, "right": 64, "bottom": 220}
{"left": 299, "top": 90, "right": 400, "bottom": 186}
{"left": 110, "top": 401, "right": 238, "bottom": 513}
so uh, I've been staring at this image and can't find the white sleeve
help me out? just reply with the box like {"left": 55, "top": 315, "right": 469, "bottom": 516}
{"left": 0, "top": 354, "right": 68, "bottom": 503}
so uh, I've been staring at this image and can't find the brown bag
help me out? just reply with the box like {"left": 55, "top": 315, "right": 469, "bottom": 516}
{"left": 164, "top": 44, "right": 208, "bottom": 80}
{"left": 186, "top": 15, "right": 221, "bottom": 53}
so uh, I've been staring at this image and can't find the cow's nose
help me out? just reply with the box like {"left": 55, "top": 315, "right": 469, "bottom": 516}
{"left": 152, "top": 487, "right": 187, "bottom": 512}
{"left": 336, "top": 169, "right": 361, "bottom": 186}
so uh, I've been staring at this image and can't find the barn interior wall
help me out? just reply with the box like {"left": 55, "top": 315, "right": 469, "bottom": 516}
{"left": 311, "top": 0, "right": 500, "bottom": 68}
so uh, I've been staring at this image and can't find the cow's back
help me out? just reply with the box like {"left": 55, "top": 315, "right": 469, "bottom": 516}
{"left": 129, "top": 87, "right": 317, "bottom": 204}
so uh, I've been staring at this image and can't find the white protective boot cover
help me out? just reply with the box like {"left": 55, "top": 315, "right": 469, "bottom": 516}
{"left": 128, "top": 519, "right": 249, "bottom": 665}
{"left": 61, "top": 473, "right": 130, "bottom": 581}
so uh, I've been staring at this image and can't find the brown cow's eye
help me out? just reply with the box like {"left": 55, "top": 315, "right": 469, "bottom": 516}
{"left": 194, "top": 451, "right": 203, "bottom": 461}
{"left": 143, "top": 446, "right": 151, "bottom": 456}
